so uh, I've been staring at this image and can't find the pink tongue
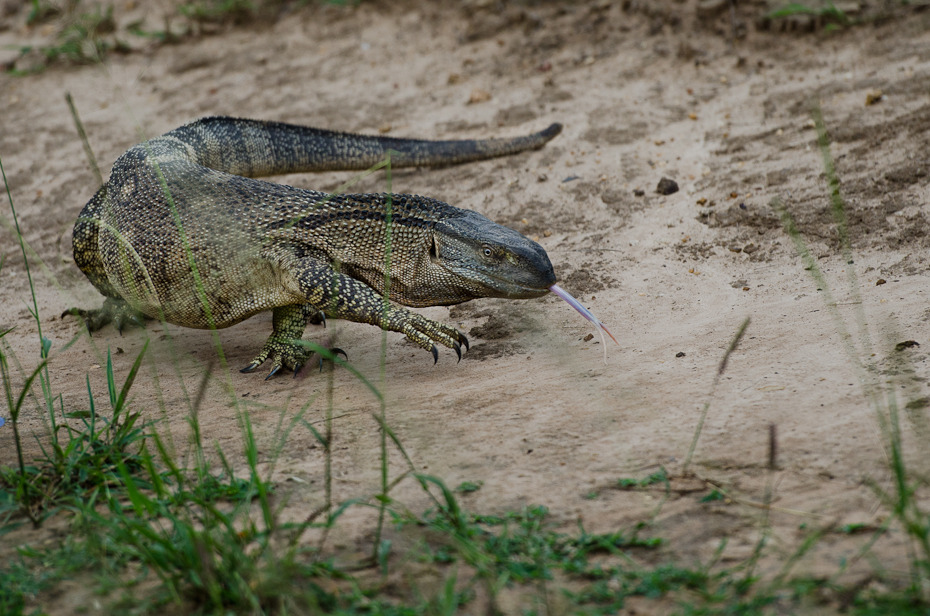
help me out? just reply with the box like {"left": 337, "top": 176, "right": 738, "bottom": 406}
{"left": 549, "top": 284, "right": 618, "bottom": 361}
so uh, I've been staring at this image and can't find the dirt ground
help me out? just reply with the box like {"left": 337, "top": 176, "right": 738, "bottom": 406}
{"left": 2, "top": 0, "right": 930, "bottom": 610}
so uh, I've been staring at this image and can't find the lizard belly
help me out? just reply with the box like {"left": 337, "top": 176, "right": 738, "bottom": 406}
{"left": 99, "top": 224, "right": 301, "bottom": 329}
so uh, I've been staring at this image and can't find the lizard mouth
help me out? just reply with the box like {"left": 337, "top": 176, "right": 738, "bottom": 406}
{"left": 477, "top": 267, "right": 556, "bottom": 299}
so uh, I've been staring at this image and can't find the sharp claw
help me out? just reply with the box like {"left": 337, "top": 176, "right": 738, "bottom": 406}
{"left": 292, "top": 363, "right": 303, "bottom": 378}
{"left": 318, "top": 356, "right": 325, "bottom": 373}
{"left": 431, "top": 345, "right": 438, "bottom": 364}
{"left": 240, "top": 362, "right": 260, "bottom": 373}
{"left": 460, "top": 334, "right": 470, "bottom": 351}
{"left": 265, "top": 365, "right": 283, "bottom": 380}
{"left": 319, "top": 312, "right": 327, "bottom": 328}
{"left": 315, "top": 348, "right": 348, "bottom": 372}
{"left": 453, "top": 341, "right": 462, "bottom": 363}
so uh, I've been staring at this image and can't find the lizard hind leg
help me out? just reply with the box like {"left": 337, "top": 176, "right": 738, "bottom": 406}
{"left": 240, "top": 304, "right": 343, "bottom": 379}
{"left": 63, "top": 297, "right": 149, "bottom": 333}
{"left": 66, "top": 188, "right": 150, "bottom": 333}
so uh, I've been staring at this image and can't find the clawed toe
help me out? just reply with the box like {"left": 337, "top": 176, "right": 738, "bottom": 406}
{"left": 316, "top": 348, "right": 347, "bottom": 372}
{"left": 240, "top": 361, "right": 261, "bottom": 374}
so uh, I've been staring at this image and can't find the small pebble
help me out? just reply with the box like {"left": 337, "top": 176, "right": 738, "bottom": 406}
{"left": 468, "top": 88, "right": 491, "bottom": 104}
{"left": 656, "top": 177, "right": 679, "bottom": 195}
{"left": 865, "top": 90, "right": 884, "bottom": 106}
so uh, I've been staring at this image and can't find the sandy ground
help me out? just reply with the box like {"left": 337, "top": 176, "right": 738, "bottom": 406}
{"left": 2, "top": 0, "right": 930, "bottom": 610}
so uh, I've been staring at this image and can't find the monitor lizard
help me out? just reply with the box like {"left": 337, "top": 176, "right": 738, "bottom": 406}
{"left": 66, "top": 116, "right": 562, "bottom": 377}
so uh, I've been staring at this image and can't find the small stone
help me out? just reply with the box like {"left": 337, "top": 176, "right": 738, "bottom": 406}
{"left": 876, "top": 278, "right": 887, "bottom": 285}
{"left": 583, "top": 333, "right": 594, "bottom": 342}
{"left": 676, "top": 351, "right": 686, "bottom": 358}
{"left": 633, "top": 188, "right": 645, "bottom": 197}
{"left": 656, "top": 177, "right": 679, "bottom": 195}
{"left": 865, "top": 90, "right": 884, "bottom": 106}
{"left": 468, "top": 88, "right": 492, "bottom": 104}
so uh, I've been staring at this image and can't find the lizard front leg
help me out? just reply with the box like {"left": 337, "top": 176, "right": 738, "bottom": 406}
{"left": 239, "top": 304, "right": 332, "bottom": 378}
{"left": 297, "top": 259, "right": 469, "bottom": 362}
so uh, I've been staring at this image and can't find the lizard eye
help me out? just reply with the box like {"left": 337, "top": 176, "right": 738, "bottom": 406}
{"left": 483, "top": 247, "right": 493, "bottom": 257}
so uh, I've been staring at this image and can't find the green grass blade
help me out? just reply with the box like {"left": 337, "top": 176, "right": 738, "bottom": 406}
{"left": 113, "top": 340, "right": 149, "bottom": 416}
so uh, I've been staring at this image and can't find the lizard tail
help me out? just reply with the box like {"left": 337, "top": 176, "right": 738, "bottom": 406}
{"left": 154, "top": 116, "right": 561, "bottom": 178}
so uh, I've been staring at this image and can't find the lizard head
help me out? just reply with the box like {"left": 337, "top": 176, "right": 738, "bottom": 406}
{"left": 429, "top": 209, "right": 556, "bottom": 303}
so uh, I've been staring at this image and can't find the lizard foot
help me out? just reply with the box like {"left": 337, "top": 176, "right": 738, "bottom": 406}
{"left": 62, "top": 297, "right": 148, "bottom": 333}
{"left": 240, "top": 338, "right": 347, "bottom": 379}
{"left": 294, "top": 348, "right": 348, "bottom": 376}
{"left": 392, "top": 313, "right": 469, "bottom": 363}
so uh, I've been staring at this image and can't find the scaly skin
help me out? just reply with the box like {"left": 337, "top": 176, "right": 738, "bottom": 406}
{"left": 66, "top": 117, "right": 560, "bottom": 377}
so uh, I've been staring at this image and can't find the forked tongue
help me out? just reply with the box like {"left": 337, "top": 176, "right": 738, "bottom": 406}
{"left": 549, "top": 284, "right": 618, "bottom": 362}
